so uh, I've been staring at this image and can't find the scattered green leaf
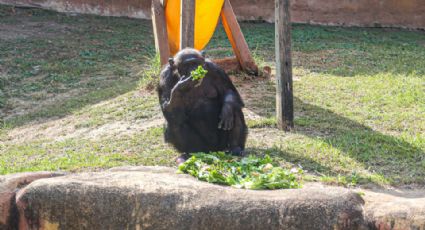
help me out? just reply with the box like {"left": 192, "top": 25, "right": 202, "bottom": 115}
{"left": 178, "top": 152, "right": 303, "bottom": 190}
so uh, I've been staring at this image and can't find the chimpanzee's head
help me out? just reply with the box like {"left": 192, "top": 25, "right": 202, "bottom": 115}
{"left": 170, "top": 48, "right": 206, "bottom": 77}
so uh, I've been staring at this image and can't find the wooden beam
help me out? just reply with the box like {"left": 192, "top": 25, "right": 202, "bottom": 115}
{"left": 151, "top": 0, "right": 170, "bottom": 66}
{"left": 180, "top": 0, "right": 195, "bottom": 49}
{"left": 221, "top": 0, "right": 258, "bottom": 75}
{"left": 213, "top": 57, "right": 241, "bottom": 73}
{"left": 275, "top": 0, "right": 294, "bottom": 131}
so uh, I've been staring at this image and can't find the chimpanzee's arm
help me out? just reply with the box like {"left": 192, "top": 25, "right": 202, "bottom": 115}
{"left": 162, "top": 77, "right": 195, "bottom": 110}
{"left": 158, "top": 65, "right": 196, "bottom": 123}
{"left": 218, "top": 89, "right": 244, "bottom": 130}
{"left": 158, "top": 65, "right": 177, "bottom": 108}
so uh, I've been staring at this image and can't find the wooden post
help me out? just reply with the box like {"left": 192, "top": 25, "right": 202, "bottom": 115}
{"left": 221, "top": 0, "right": 258, "bottom": 75}
{"left": 151, "top": 0, "right": 170, "bottom": 66}
{"left": 180, "top": 0, "right": 195, "bottom": 49}
{"left": 275, "top": 0, "right": 294, "bottom": 131}
{"left": 213, "top": 57, "right": 241, "bottom": 73}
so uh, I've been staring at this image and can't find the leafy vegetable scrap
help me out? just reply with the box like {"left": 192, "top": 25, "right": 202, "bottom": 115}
{"left": 178, "top": 152, "right": 303, "bottom": 190}
{"left": 190, "top": 65, "right": 208, "bottom": 81}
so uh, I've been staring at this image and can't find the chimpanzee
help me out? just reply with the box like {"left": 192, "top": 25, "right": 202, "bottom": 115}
{"left": 157, "top": 48, "right": 247, "bottom": 163}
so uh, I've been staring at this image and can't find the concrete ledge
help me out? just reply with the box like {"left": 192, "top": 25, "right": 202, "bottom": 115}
{"left": 15, "top": 166, "right": 365, "bottom": 230}
{"left": 1, "top": 167, "right": 424, "bottom": 229}
{"left": 0, "top": 172, "right": 65, "bottom": 229}
{"left": 361, "top": 189, "right": 425, "bottom": 230}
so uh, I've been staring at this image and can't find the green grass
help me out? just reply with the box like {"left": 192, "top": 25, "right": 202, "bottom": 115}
{"left": 0, "top": 5, "right": 155, "bottom": 126}
{"left": 0, "top": 5, "right": 424, "bottom": 187}
{"left": 0, "top": 127, "right": 176, "bottom": 174}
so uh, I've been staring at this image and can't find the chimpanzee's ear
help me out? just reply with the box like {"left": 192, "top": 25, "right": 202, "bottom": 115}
{"left": 168, "top": 58, "right": 174, "bottom": 67}
{"left": 200, "top": 50, "right": 206, "bottom": 58}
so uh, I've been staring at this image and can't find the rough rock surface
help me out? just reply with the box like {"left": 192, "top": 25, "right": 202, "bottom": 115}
{"left": 0, "top": 172, "right": 64, "bottom": 230}
{"left": 360, "top": 188, "right": 425, "bottom": 230}
{"left": 16, "top": 166, "right": 366, "bottom": 230}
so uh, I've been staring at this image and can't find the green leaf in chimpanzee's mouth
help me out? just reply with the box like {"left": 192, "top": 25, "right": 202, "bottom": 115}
{"left": 191, "top": 65, "right": 208, "bottom": 81}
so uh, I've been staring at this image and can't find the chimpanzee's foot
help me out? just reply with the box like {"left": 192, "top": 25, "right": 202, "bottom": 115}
{"left": 175, "top": 153, "right": 191, "bottom": 165}
{"left": 230, "top": 147, "right": 245, "bottom": 157}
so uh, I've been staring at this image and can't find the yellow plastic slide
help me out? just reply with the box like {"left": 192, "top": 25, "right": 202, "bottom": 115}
{"left": 165, "top": 0, "right": 225, "bottom": 55}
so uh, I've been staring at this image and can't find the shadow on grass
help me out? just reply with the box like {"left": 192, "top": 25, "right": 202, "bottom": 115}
{"left": 3, "top": 81, "right": 140, "bottom": 129}
{"left": 247, "top": 96, "right": 424, "bottom": 186}
{"left": 296, "top": 97, "right": 424, "bottom": 185}
{"left": 245, "top": 146, "right": 335, "bottom": 176}
{"left": 0, "top": 5, "right": 156, "bottom": 129}
{"left": 208, "top": 22, "right": 425, "bottom": 77}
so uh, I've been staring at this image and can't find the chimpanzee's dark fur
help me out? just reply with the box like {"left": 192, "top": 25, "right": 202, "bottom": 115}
{"left": 157, "top": 48, "right": 247, "bottom": 155}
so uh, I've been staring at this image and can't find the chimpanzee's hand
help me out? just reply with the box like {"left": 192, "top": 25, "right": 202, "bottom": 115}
{"left": 173, "top": 76, "right": 197, "bottom": 93}
{"left": 165, "top": 76, "right": 197, "bottom": 112}
{"left": 218, "top": 104, "right": 234, "bottom": 130}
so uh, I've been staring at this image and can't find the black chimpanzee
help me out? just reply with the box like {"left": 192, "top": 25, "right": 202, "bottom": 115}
{"left": 157, "top": 48, "right": 247, "bottom": 163}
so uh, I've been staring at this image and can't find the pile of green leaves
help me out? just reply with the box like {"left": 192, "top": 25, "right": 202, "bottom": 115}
{"left": 190, "top": 65, "right": 208, "bottom": 81}
{"left": 178, "top": 152, "right": 303, "bottom": 190}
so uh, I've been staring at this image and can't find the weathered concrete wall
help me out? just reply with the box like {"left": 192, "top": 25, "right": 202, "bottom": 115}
{"left": 234, "top": 0, "right": 425, "bottom": 29}
{"left": 2, "top": 167, "right": 425, "bottom": 229}
{"left": 0, "top": 0, "right": 151, "bottom": 18}
{"left": 1, "top": 0, "right": 424, "bottom": 29}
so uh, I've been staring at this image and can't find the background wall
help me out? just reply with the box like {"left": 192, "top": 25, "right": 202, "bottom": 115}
{"left": 1, "top": 0, "right": 424, "bottom": 29}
